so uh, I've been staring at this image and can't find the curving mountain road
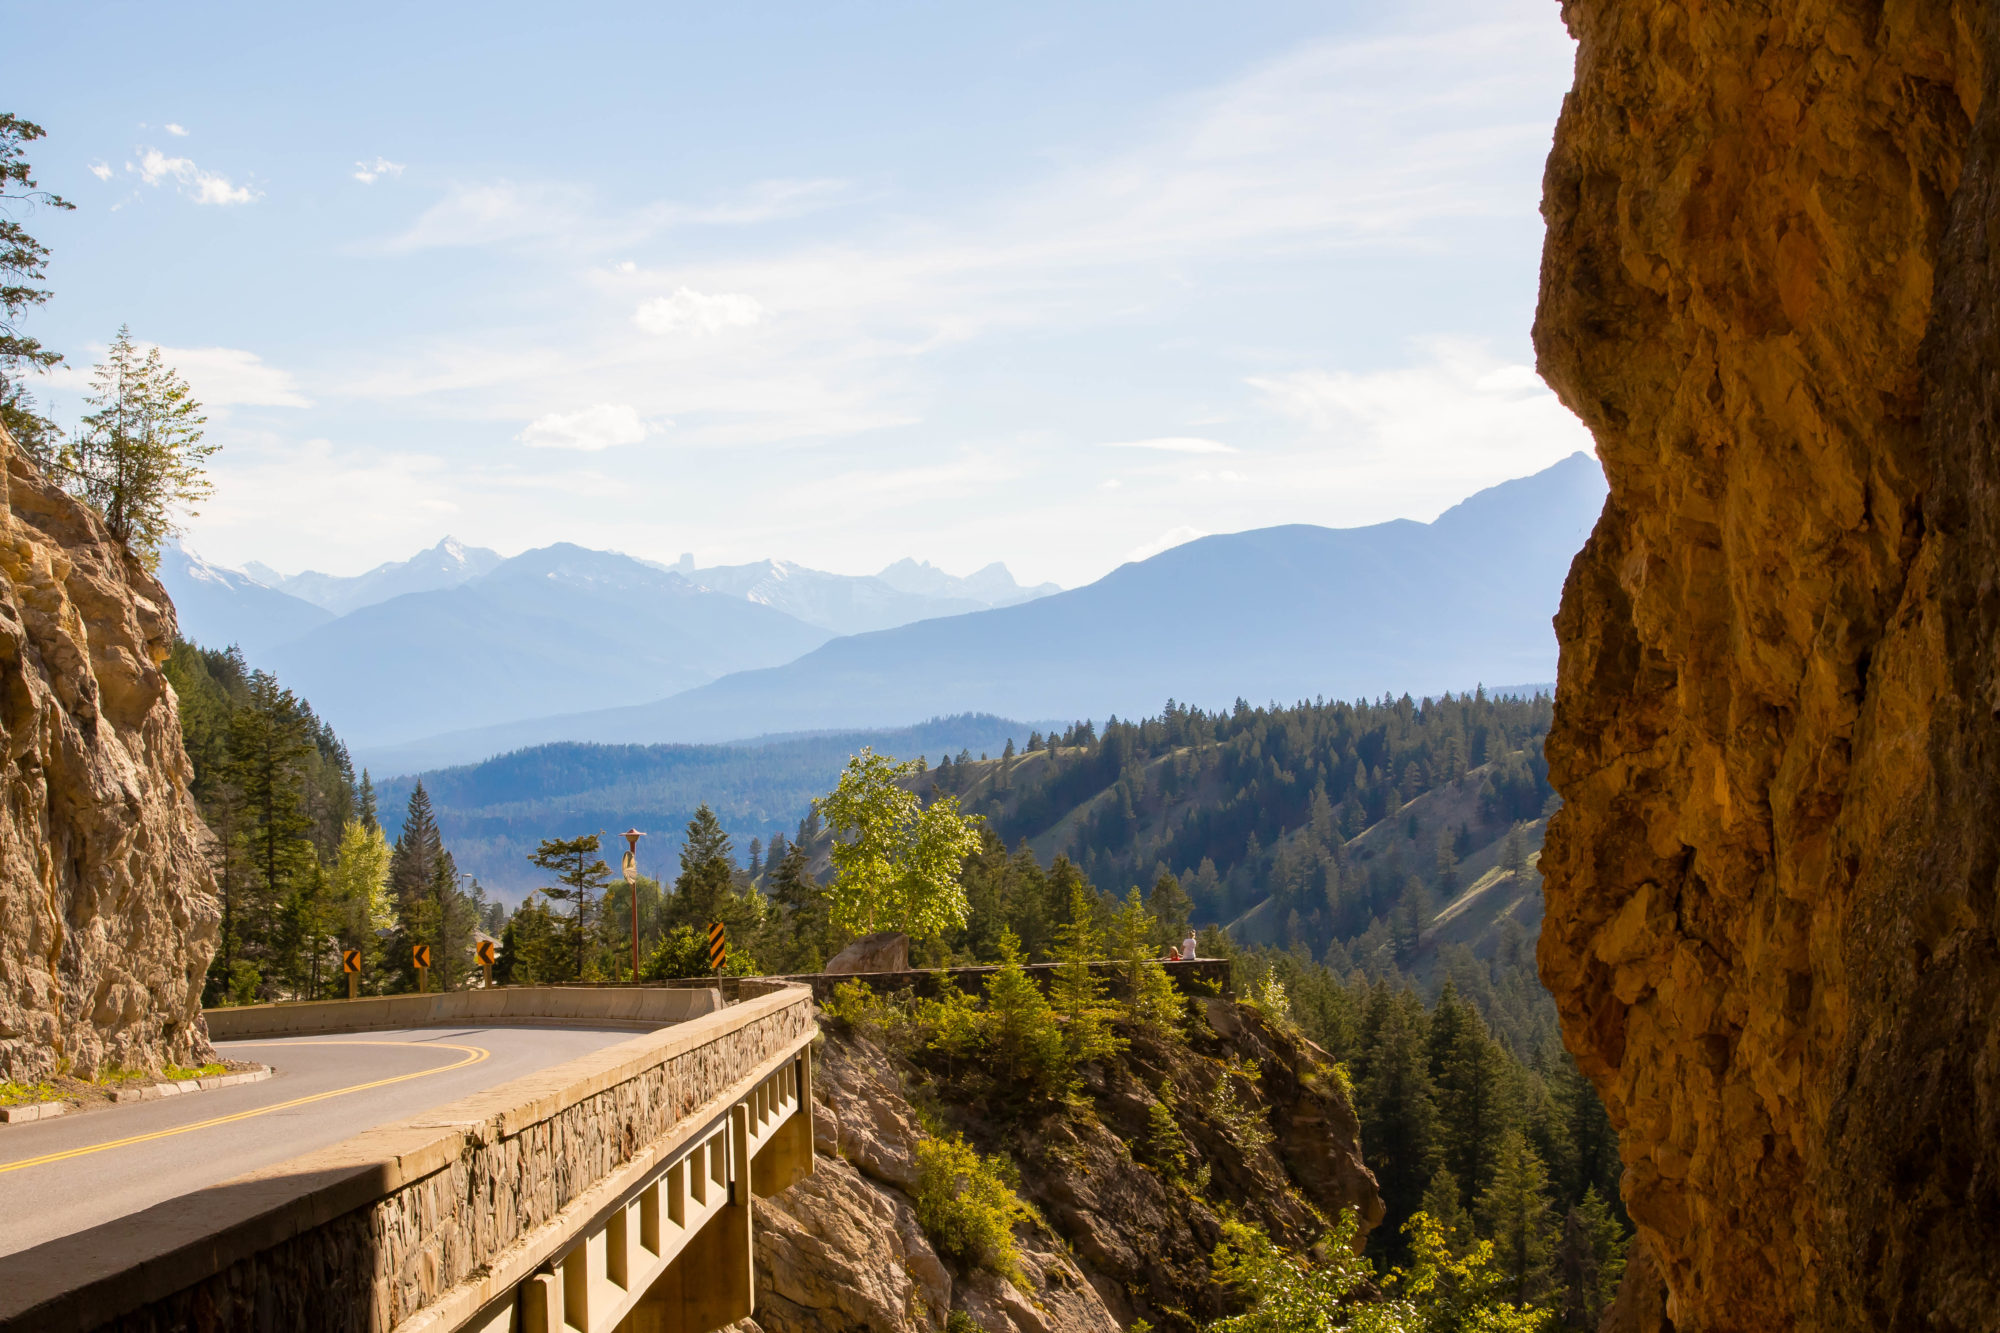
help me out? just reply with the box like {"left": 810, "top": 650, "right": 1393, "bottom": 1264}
{"left": 0, "top": 1025, "right": 641, "bottom": 1257}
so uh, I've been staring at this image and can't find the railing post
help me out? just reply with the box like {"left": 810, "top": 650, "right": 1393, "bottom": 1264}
{"left": 752, "top": 1049, "right": 815, "bottom": 1198}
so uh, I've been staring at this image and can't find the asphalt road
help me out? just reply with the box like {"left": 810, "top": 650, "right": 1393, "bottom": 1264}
{"left": 0, "top": 1025, "right": 642, "bottom": 1256}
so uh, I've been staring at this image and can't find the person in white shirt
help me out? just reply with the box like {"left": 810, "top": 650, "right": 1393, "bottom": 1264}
{"left": 1181, "top": 931, "right": 1199, "bottom": 961}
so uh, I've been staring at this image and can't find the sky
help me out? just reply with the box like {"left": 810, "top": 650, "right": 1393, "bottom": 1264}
{"left": 9, "top": 0, "right": 1591, "bottom": 590}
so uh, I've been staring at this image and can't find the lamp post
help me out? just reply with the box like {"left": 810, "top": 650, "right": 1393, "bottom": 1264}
{"left": 622, "top": 829, "right": 645, "bottom": 982}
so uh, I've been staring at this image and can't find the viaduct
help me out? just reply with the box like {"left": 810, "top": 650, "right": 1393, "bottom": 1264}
{"left": 0, "top": 980, "right": 818, "bottom": 1333}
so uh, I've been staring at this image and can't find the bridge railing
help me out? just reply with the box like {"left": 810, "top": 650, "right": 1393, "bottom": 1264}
{"left": 0, "top": 983, "right": 816, "bottom": 1332}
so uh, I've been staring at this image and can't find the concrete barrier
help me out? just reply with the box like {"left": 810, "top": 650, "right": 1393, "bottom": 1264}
{"left": 0, "top": 983, "right": 816, "bottom": 1332}
{"left": 203, "top": 984, "right": 726, "bottom": 1040}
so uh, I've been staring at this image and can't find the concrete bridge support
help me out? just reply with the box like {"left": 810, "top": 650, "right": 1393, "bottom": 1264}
{"left": 508, "top": 1050, "right": 813, "bottom": 1333}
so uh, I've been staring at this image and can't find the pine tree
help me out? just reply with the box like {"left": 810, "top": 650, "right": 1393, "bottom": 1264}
{"left": 1551, "top": 1186, "right": 1626, "bottom": 1330}
{"left": 1427, "top": 984, "right": 1512, "bottom": 1208}
{"left": 766, "top": 840, "right": 830, "bottom": 971}
{"left": 1476, "top": 1128, "right": 1556, "bottom": 1304}
{"left": 1357, "top": 990, "right": 1441, "bottom": 1252}
{"left": 220, "top": 671, "right": 318, "bottom": 999}
{"left": 1503, "top": 824, "right": 1528, "bottom": 876}
{"left": 1420, "top": 1166, "right": 1475, "bottom": 1256}
{"left": 1049, "top": 884, "right": 1123, "bottom": 1065}
{"left": 0, "top": 115, "right": 74, "bottom": 463}
{"left": 1435, "top": 830, "right": 1460, "bottom": 900}
{"left": 671, "top": 803, "right": 737, "bottom": 925}
{"left": 528, "top": 834, "right": 609, "bottom": 980}
{"left": 982, "top": 929, "right": 1071, "bottom": 1101}
{"left": 357, "top": 769, "right": 379, "bottom": 832}
{"left": 65, "top": 326, "right": 217, "bottom": 566}
{"left": 1147, "top": 869, "right": 1193, "bottom": 943}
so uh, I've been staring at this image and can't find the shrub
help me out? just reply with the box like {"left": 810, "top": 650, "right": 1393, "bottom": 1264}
{"left": 914, "top": 1135, "right": 1028, "bottom": 1282}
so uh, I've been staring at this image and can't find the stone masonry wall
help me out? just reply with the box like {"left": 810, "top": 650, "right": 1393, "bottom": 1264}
{"left": 83, "top": 995, "right": 815, "bottom": 1332}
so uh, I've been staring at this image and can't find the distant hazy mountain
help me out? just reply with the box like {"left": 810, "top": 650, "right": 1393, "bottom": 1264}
{"left": 377, "top": 713, "right": 1042, "bottom": 896}
{"left": 683, "top": 558, "right": 1050, "bottom": 636}
{"left": 265, "top": 544, "right": 833, "bottom": 750}
{"left": 245, "top": 536, "right": 502, "bottom": 616}
{"left": 874, "top": 558, "right": 1059, "bottom": 607}
{"left": 158, "top": 542, "right": 333, "bottom": 658}
{"left": 363, "top": 453, "right": 1606, "bottom": 772}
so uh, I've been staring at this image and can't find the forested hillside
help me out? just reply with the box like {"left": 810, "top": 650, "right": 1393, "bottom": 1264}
{"left": 921, "top": 691, "right": 1556, "bottom": 968}
{"left": 379, "top": 713, "right": 1038, "bottom": 895}
{"left": 166, "top": 641, "right": 505, "bottom": 1002}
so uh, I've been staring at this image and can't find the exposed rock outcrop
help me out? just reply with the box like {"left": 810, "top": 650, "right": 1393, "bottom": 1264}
{"left": 1534, "top": 3, "right": 2000, "bottom": 1328}
{"left": 0, "top": 425, "right": 218, "bottom": 1080}
{"left": 756, "top": 998, "right": 1380, "bottom": 1333}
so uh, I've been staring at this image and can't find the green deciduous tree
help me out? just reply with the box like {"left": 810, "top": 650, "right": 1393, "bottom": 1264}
{"left": 816, "top": 748, "right": 983, "bottom": 940}
{"left": 325, "top": 818, "right": 393, "bottom": 978}
{"left": 64, "top": 326, "right": 217, "bottom": 566}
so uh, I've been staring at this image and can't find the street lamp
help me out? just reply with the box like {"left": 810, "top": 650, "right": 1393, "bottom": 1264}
{"left": 622, "top": 829, "right": 645, "bottom": 981}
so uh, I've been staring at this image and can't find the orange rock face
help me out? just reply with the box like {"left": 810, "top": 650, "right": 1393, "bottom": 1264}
{"left": 1534, "top": 3, "right": 2000, "bottom": 1327}
{"left": 0, "top": 426, "right": 218, "bottom": 1081}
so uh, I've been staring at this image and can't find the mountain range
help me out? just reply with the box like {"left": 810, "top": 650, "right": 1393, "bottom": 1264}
{"left": 363, "top": 452, "right": 1606, "bottom": 773}
{"left": 158, "top": 539, "right": 1062, "bottom": 752}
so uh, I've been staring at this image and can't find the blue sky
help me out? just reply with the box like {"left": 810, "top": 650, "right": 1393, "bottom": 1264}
{"left": 10, "top": 0, "right": 1589, "bottom": 589}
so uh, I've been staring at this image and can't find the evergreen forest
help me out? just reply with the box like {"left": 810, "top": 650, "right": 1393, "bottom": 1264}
{"left": 164, "top": 642, "right": 1619, "bottom": 1326}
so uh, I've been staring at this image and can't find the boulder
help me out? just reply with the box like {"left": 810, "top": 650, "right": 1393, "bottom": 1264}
{"left": 823, "top": 931, "right": 908, "bottom": 975}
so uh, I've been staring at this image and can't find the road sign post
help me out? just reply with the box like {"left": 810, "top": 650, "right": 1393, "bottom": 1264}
{"left": 477, "top": 938, "right": 497, "bottom": 987}
{"left": 707, "top": 921, "right": 727, "bottom": 974}
{"left": 413, "top": 943, "right": 432, "bottom": 994}
{"left": 342, "top": 948, "right": 362, "bottom": 1000}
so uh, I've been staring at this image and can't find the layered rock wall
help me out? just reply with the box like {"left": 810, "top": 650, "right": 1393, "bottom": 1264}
{"left": 0, "top": 423, "right": 217, "bottom": 1080}
{"left": 1535, "top": 2, "right": 2000, "bottom": 1328}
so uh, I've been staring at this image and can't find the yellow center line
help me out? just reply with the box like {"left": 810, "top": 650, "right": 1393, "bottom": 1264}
{"left": 0, "top": 1040, "right": 489, "bottom": 1175}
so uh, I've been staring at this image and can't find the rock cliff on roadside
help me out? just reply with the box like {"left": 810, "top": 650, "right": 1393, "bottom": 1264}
{"left": 0, "top": 424, "right": 218, "bottom": 1081}
{"left": 1535, "top": 3, "right": 2000, "bottom": 1328}
{"left": 751, "top": 997, "right": 1381, "bottom": 1333}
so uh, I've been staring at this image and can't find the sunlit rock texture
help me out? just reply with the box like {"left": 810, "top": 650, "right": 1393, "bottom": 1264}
{"left": 1535, "top": 2, "right": 2000, "bottom": 1328}
{"left": 0, "top": 424, "right": 217, "bottom": 1081}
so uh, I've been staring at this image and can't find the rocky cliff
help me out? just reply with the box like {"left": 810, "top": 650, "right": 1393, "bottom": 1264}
{"left": 0, "top": 424, "right": 218, "bottom": 1081}
{"left": 1534, "top": 3, "right": 2000, "bottom": 1329}
{"left": 750, "top": 996, "right": 1381, "bottom": 1333}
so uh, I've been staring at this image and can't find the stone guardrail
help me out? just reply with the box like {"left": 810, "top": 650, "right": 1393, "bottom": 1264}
{"left": 202, "top": 983, "right": 729, "bottom": 1040}
{"left": 774, "top": 955, "right": 1234, "bottom": 1002}
{"left": 0, "top": 982, "right": 817, "bottom": 1332}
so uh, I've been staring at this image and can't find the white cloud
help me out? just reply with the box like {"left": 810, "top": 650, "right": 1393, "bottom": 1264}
{"left": 1247, "top": 338, "right": 1591, "bottom": 477}
{"left": 633, "top": 288, "right": 765, "bottom": 336}
{"left": 49, "top": 342, "right": 309, "bottom": 408}
{"left": 376, "top": 177, "right": 848, "bottom": 254}
{"left": 1101, "top": 436, "right": 1234, "bottom": 454}
{"left": 160, "top": 346, "right": 311, "bottom": 407}
{"left": 136, "top": 148, "right": 257, "bottom": 205}
{"left": 165, "top": 123, "right": 188, "bottom": 136}
{"left": 87, "top": 161, "right": 113, "bottom": 181}
{"left": 1124, "top": 526, "right": 1208, "bottom": 563}
{"left": 353, "top": 156, "right": 405, "bottom": 184}
{"left": 517, "top": 403, "right": 650, "bottom": 451}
